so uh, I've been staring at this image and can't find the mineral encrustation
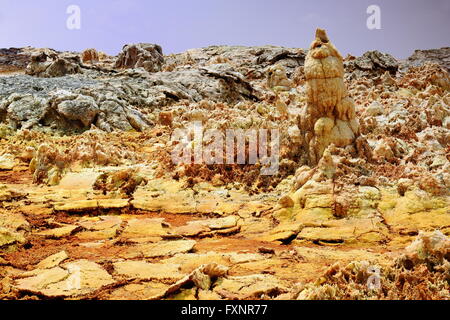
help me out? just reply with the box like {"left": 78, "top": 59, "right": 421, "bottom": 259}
{"left": 300, "top": 29, "right": 360, "bottom": 165}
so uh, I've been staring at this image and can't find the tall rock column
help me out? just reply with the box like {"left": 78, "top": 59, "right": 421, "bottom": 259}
{"left": 299, "top": 29, "right": 360, "bottom": 165}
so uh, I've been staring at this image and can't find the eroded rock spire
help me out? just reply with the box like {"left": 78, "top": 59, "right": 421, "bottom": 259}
{"left": 299, "top": 28, "right": 360, "bottom": 165}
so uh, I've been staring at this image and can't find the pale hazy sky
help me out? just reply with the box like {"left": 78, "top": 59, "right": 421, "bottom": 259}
{"left": 0, "top": 0, "right": 449, "bottom": 58}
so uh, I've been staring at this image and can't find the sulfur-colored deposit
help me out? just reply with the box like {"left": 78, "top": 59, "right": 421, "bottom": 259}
{"left": 0, "top": 28, "right": 449, "bottom": 301}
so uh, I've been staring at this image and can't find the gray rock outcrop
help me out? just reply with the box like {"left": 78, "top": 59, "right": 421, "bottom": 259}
{"left": 115, "top": 43, "right": 164, "bottom": 72}
{"left": 405, "top": 47, "right": 450, "bottom": 71}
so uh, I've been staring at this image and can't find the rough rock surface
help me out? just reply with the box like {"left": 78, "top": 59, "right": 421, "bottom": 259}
{"left": 345, "top": 50, "right": 399, "bottom": 77}
{"left": 0, "top": 75, "right": 152, "bottom": 132}
{"left": 405, "top": 47, "right": 450, "bottom": 71}
{"left": 25, "top": 51, "right": 83, "bottom": 78}
{"left": 115, "top": 43, "right": 164, "bottom": 73}
{"left": 0, "top": 48, "right": 32, "bottom": 72}
{"left": 164, "top": 45, "right": 305, "bottom": 79}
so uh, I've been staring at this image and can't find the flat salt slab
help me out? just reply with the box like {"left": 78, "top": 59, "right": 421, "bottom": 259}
{"left": 98, "top": 199, "right": 130, "bottom": 209}
{"left": 257, "top": 222, "right": 302, "bottom": 242}
{"left": 35, "top": 225, "right": 81, "bottom": 238}
{"left": 36, "top": 251, "right": 69, "bottom": 269}
{"left": 108, "top": 282, "right": 170, "bottom": 300}
{"left": 131, "top": 180, "right": 196, "bottom": 214}
{"left": 138, "top": 240, "right": 197, "bottom": 258}
{"left": 213, "top": 274, "right": 287, "bottom": 299}
{"left": 205, "top": 216, "right": 238, "bottom": 230}
{"left": 162, "top": 252, "right": 231, "bottom": 273}
{"left": 54, "top": 200, "right": 99, "bottom": 211}
{"left": 76, "top": 216, "right": 123, "bottom": 240}
{"left": 77, "top": 216, "right": 122, "bottom": 231}
{"left": 227, "top": 253, "right": 266, "bottom": 264}
{"left": 131, "top": 198, "right": 196, "bottom": 214}
{"left": 171, "top": 222, "right": 210, "bottom": 237}
{"left": 58, "top": 171, "right": 102, "bottom": 190}
{"left": 121, "top": 218, "right": 168, "bottom": 238}
{"left": 15, "top": 260, "right": 114, "bottom": 297}
{"left": 113, "top": 261, "right": 184, "bottom": 280}
{"left": 53, "top": 199, "right": 129, "bottom": 212}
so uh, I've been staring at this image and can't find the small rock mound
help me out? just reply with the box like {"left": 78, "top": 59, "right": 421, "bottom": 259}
{"left": 26, "top": 51, "right": 82, "bottom": 78}
{"left": 81, "top": 48, "right": 99, "bottom": 64}
{"left": 115, "top": 43, "right": 164, "bottom": 73}
{"left": 345, "top": 50, "right": 399, "bottom": 77}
